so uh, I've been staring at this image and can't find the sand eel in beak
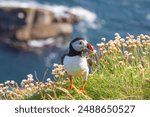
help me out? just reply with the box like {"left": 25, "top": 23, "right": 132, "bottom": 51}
{"left": 62, "top": 37, "right": 95, "bottom": 93}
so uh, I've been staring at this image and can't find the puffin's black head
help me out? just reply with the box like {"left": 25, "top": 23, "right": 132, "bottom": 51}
{"left": 68, "top": 37, "right": 95, "bottom": 56}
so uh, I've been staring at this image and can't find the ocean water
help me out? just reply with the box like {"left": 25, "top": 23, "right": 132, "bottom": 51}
{"left": 0, "top": 0, "right": 150, "bottom": 83}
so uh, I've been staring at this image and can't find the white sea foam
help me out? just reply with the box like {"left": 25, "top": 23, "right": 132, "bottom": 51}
{"left": 44, "top": 52, "right": 59, "bottom": 67}
{"left": 0, "top": 0, "right": 38, "bottom": 8}
{"left": 146, "top": 14, "right": 150, "bottom": 21}
{"left": 70, "top": 7, "right": 98, "bottom": 29}
{"left": 27, "top": 38, "right": 54, "bottom": 48}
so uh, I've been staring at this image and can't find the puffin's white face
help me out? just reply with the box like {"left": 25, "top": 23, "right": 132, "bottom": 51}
{"left": 71, "top": 40, "right": 88, "bottom": 52}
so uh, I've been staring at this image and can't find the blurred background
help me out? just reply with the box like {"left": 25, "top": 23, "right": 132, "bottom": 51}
{"left": 0, "top": 0, "right": 150, "bottom": 83}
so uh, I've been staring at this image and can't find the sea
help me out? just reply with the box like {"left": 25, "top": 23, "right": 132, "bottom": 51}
{"left": 0, "top": 0, "right": 150, "bottom": 83}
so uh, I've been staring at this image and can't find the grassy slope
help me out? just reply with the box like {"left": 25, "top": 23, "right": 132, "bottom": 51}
{"left": 26, "top": 65, "right": 150, "bottom": 100}
{"left": 27, "top": 56, "right": 150, "bottom": 100}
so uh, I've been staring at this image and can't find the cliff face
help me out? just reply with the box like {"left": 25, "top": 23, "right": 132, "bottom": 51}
{"left": 0, "top": 6, "right": 79, "bottom": 50}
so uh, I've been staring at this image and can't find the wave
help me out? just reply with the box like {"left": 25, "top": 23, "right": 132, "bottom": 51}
{"left": 27, "top": 38, "right": 54, "bottom": 48}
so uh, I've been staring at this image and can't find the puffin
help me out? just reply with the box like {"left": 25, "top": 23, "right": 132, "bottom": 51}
{"left": 62, "top": 37, "right": 95, "bottom": 93}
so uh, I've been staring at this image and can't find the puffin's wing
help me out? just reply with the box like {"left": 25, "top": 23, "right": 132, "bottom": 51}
{"left": 61, "top": 54, "right": 67, "bottom": 65}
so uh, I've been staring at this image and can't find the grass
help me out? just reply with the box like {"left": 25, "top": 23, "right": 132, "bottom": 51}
{"left": 0, "top": 33, "right": 150, "bottom": 100}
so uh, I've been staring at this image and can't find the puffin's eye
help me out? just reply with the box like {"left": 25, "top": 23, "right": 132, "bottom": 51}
{"left": 79, "top": 41, "right": 82, "bottom": 45}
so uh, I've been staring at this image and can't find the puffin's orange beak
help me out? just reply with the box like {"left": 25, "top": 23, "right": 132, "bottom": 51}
{"left": 87, "top": 43, "right": 95, "bottom": 52}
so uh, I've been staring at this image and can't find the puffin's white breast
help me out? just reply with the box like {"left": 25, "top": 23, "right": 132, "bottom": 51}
{"left": 63, "top": 56, "right": 89, "bottom": 76}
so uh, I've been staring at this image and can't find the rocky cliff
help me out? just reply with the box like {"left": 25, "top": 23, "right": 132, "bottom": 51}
{"left": 0, "top": 6, "right": 79, "bottom": 51}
